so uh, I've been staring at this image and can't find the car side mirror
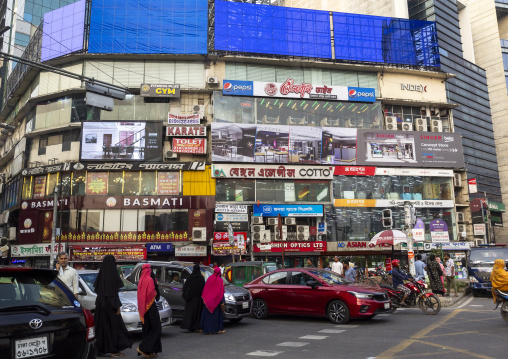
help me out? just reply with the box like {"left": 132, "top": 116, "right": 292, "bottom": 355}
{"left": 306, "top": 280, "right": 319, "bottom": 288}
{"left": 78, "top": 288, "right": 86, "bottom": 296}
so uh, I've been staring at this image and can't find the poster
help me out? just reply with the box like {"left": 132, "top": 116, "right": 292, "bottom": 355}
{"left": 468, "top": 178, "right": 477, "bottom": 194}
{"left": 86, "top": 172, "right": 108, "bottom": 195}
{"left": 157, "top": 172, "right": 179, "bottom": 195}
{"left": 172, "top": 138, "right": 206, "bottom": 154}
{"left": 33, "top": 176, "right": 46, "bottom": 199}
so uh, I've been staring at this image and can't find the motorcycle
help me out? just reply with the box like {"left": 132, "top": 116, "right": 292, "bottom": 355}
{"left": 379, "top": 279, "right": 441, "bottom": 315}
{"left": 493, "top": 289, "right": 508, "bottom": 323}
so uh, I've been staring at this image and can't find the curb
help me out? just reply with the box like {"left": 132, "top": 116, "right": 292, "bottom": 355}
{"left": 440, "top": 293, "right": 470, "bottom": 308}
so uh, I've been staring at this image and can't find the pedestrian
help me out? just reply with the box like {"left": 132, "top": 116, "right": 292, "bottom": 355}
{"left": 444, "top": 253, "right": 458, "bottom": 297}
{"left": 181, "top": 264, "right": 205, "bottom": 332}
{"left": 94, "top": 254, "right": 132, "bottom": 357}
{"left": 305, "top": 259, "right": 315, "bottom": 268}
{"left": 426, "top": 254, "right": 445, "bottom": 296}
{"left": 436, "top": 257, "right": 446, "bottom": 294}
{"left": 200, "top": 266, "right": 226, "bottom": 334}
{"left": 414, "top": 254, "right": 426, "bottom": 281}
{"left": 331, "top": 256, "right": 343, "bottom": 275}
{"left": 343, "top": 262, "right": 356, "bottom": 282}
{"left": 56, "top": 252, "right": 79, "bottom": 297}
{"left": 137, "top": 264, "right": 162, "bottom": 358}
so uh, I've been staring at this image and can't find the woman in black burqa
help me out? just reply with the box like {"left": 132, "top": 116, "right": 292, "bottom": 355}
{"left": 94, "top": 254, "right": 133, "bottom": 357}
{"left": 180, "top": 263, "right": 205, "bottom": 332}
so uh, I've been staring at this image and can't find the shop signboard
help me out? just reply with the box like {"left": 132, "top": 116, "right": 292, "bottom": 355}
{"left": 212, "top": 242, "right": 246, "bottom": 256}
{"left": 334, "top": 166, "right": 376, "bottom": 176}
{"left": 412, "top": 218, "right": 425, "bottom": 241}
{"left": 157, "top": 172, "right": 180, "bottom": 195}
{"left": 22, "top": 162, "right": 75, "bottom": 176}
{"left": 468, "top": 178, "right": 478, "bottom": 194}
{"left": 175, "top": 244, "right": 207, "bottom": 257}
{"left": 146, "top": 243, "right": 173, "bottom": 252}
{"left": 211, "top": 164, "right": 334, "bottom": 179}
{"left": 429, "top": 219, "right": 449, "bottom": 243}
{"left": 253, "top": 241, "right": 327, "bottom": 253}
{"left": 213, "top": 231, "right": 248, "bottom": 242}
{"left": 375, "top": 168, "right": 454, "bottom": 177}
{"left": 356, "top": 129, "right": 465, "bottom": 169}
{"left": 82, "top": 162, "right": 206, "bottom": 171}
{"left": 70, "top": 246, "right": 146, "bottom": 262}
{"left": 86, "top": 172, "right": 108, "bottom": 195}
{"left": 223, "top": 79, "right": 376, "bottom": 103}
{"left": 215, "top": 221, "right": 248, "bottom": 232}
{"left": 166, "top": 126, "right": 206, "bottom": 137}
{"left": 212, "top": 232, "right": 248, "bottom": 255}
{"left": 488, "top": 201, "right": 505, "bottom": 213}
{"left": 334, "top": 241, "right": 394, "bottom": 251}
{"left": 140, "top": 84, "right": 180, "bottom": 98}
{"left": 334, "top": 199, "right": 454, "bottom": 208}
{"left": 33, "top": 176, "right": 46, "bottom": 199}
{"left": 168, "top": 114, "right": 200, "bottom": 125}
{"left": 11, "top": 243, "right": 66, "bottom": 257}
{"left": 318, "top": 222, "right": 326, "bottom": 234}
{"left": 172, "top": 138, "right": 206, "bottom": 154}
{"left": 215, "top": 204, "right": 248, "bottom": 214}
{"left": 215, "top": 213, "right": 248, "bottom": 222}
{"left": 253, "top": 204, "right": 323, "bottom": 217}
{"left": 423, "top": 242, "right": 471, "bottom": 251}
{"left": 430, "top": 231, "right": 449, "bottom": 243}
{"left": 474, "top": 223, "right": 486, "bottom": 236}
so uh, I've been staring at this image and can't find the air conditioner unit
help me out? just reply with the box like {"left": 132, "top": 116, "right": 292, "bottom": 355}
{"left": 193, "top": 104, "right": 205, "bottom": 118}
{"left": 457, "top": 212, "right": 465, "bottom": 223}
{"left": 252, "top": 225, "right": 265, "bottom": 233}
{"left": 255, "top": 230, "right": 271, "bottom": 243}
{"left": 474, "top": 239, "right": 484, "bottom": 247}
{"left": 384, "top": 116, "right": 397, "bottom": 130}
{"left": 430, "top": 119, "right": 442, "bottom": 132}
{"left": 252, "top": 217, "right": 264, "bottom": 225}
{"left": 275, "top": 225, "right": 288, "bottom": 241}
{"left": 165, "top": 150, "right": 178, "bottom": 159}
{"left": 402, "top": 122, "right": 413, "bottom": 131}
{"left": 267, "top": 218, "right": 279, "bottom": 226}
{"left": 192, "top": 227, "right": 206, "bottom": 242}
{"left": 457, "top": 224, "right": 467, "bottom": 235}
{"left": 454, "top": 173, "right": 462, "bottom": 187}
{"left": 296, "top": 225, "right": 309, "bottom": 241}
{"left": 414, "top": 118, "right": 427, "bottom": 132}
{"left": 285, "top": 217, "right": 296, "bottom": 225}
{"left": 207, "top": 77, "right": 219, "bottom": 85}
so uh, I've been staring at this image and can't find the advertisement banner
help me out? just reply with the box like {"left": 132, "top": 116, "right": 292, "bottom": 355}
{"left": 474, "top": 224, "right": 486, "bottom": 236}
{"left": 157, "top": 172, "right": 180, "bottom": 195}
{"left": 86, "top": 172, "right": 108, "bottom": 195}
{"left": 429, "top": 219, "right": 448, "bottom": 232}
{"left": 215, "top": 204, "right": 248, "bottom": 214}
{"left": 22, "top": 162, "right": 75, "bottom": 176}
{"left": 334, "top": 199, "right": 454, "bottom": 208}
{"left": 488, "top": 201, "right": 506, "bottom": 213}
{"left": 33, "top": 176, "right": 47, "bottom": 199}
{"left": 172, "top": 138, "right": 206, "bottom": 154}
{"left": 334, "top": 241, "right": 394, "bottom": 251}
{"left": 166, "top": 126, "right": 207, "bottom": 137}
{"left": 356, "top": 129, "right": 465, "bottom": 168}
{"left": 253, "top": 204, "right": 323, "bottom": 217}
{"left": 211, "top": 164, "right": 334, "bottom": 179}
{"left": 215, "top": 214, "right": 249, "bottom": 222}
{"left": 168, "top": 113, "right": 200, "bottom": 125}
{"left": 140, "top": 84, "right": 180, "bottom": 98}
{"left": 175, "top": 244, "right": 207, "bottom": 257}
{"left": 253, "top": 241, "right": 327, "bottom": 253}
{"left": 375, "top": 168, "right": 454, "bottom": 177}
{"left": 212, "top": 232, "right": 248, "bottom": 255}
{"left": 70, "top": 247, "right": 146, "bottom": 262}
{"left": 11, "top": 243, "right": 66, "bottom": 257}
{"left": 468, "top": 178, "right": 478, "bottom": 194}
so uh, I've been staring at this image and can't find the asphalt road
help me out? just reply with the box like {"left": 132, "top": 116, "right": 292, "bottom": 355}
{"left": 111, "top": 295, "right": 506, "bottom": 359}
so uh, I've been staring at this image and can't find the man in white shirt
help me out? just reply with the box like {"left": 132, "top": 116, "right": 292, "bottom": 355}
{"left": 331, "top": 256, "right": 344, "bottom": 275}
{"left": 56, "top": 252, "right": 79, "bottom": 297}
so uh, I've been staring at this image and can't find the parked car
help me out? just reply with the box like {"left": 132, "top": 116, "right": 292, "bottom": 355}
{"left": 244, "top": 268, "right": 391, "bottom": 324}
{"left": 127, "top": 261, "right": 252, "bottom": 322}
{"left": 118, "top": 265, "right": 135, "bottom": 279}
{"left": 0, "top": 266, "right": 97, "bottom": 359}
{"left": 224, "top": 261, "right": 277, "bottom": 287}
{"left": 77, "top": 270, "right": 172, "bottom": 332}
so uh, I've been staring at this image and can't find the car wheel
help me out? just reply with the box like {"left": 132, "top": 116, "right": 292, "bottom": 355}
{"left": 228, "top": 318, "right": 243, "bottom": 323}
{"left": 252, "top": 299, "right": 269, "bottom": 319}
{"left": 327, "top": 300, "right": 350, "bottom": 324}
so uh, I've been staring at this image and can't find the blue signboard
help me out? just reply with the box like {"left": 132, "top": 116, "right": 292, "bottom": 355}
{"left": 147, "top": 243, "right": 174, "bottom": 252}
{"left": 347, "top": 87, "right": 376, "bottom": 103}
{"left": 222, "top": 80, "right": 254, "bottom": 96}
{"left": 253, "top": 204, "right": 323, "bottom": 217}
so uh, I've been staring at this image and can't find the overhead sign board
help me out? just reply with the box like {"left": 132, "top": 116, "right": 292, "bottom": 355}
{"left": 253, "top": 204, "right": 323, "bottom": 217}
{"left": 253, "top": 241, "right": 327, "bottom": 253}
{"left": 168, "top": 113, "right": 200, "bottom": 125}
{"left": 334, "top": 199, "right": 454, "bottom": 208}
{"left": 166, "top": 126, "right": 207, "bottom": 137}
{"left": 424, "top": 242, "right": 471, "bottom": 251}
{"left": 333, "top": 167, "right": 454, "bottom": 177}
{"left": 488, "top": 201, "right": 506, "bottom": 213}
{"left": 211, "top": 164, "right": 334, "bottom": 180}
{"left": 474, "top": 223, "right": 486, "bottom": 236}
{"left": 140, "top": 84, "right": 180, "bottom": 98}
{"left": 172, "top": 138, "right": 206, "bottom": 154}
{"left": 175, "top": 244, "right": 207, "bottom": 257}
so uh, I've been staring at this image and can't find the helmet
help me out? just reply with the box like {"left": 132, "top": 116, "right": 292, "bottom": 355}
{"left": 391, "top": 259, "right": 400, "bottom": 267}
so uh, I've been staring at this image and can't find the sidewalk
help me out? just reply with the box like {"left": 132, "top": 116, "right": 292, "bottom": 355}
{"left": 439, "top": 292, "right": 470, "bottom": 308}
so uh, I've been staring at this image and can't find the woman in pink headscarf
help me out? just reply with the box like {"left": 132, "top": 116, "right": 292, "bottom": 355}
{"left": 137, "top": 264, "right": 162, "bottom": 357}
{"left": 436, "top": 257, "right": 446, "bottom": 295}
{"left": 200, "top": 266, "right": 226, "bottom": 334}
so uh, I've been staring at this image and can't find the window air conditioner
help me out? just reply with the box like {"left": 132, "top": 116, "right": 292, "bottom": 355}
{"left": 193, "top": 104, "right": 205, "bottom": 118}
{"left": 252, "top": 225, "right": 265, "bottom": 233}
{"left": 457, "top": 212, "right": 465, "bottom": 223}
{"left": 454, "top": 173, "right": 462, "bottom": 187}
{"left": 457, "top": 224, "right": 467, "bottom": 234}
{"left": 297, "top": 225, "right": 309, "bottom": 241}
{"left": 384, "top": 116, "right": 397, "bottom": 130}
{"left": 255, "top": 230, "right": 271, "bottom": 243}
{"left": 192, "top": 227, "right": 206, "bottom": 242}
{"left": 207, "top": 77, "right": 219, "bottom": 85}
{"left": 413, "top": 118, "right": 427, "bottom": 132}
{"left": 275, "top": 226, "right": 288, "bottom": 241}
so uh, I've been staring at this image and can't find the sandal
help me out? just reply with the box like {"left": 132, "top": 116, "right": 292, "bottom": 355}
{"left": 218, "top": 330, "right": 226, "bottom": 334}
{"left": 136, "top": 348, "right": 150, "bottom": 358}
{"left": 110, "top": 354, "right": 125, "bottom": 358}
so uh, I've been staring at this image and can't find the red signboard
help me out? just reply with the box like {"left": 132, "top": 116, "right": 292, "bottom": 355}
{"left": 33, "top": 176, "right": 46, "bottom": 199}
{"left": 172, "top": 138, "right": 206, "bottom": 154}
{"left": 334, "top": 166, "right": 376, "bottom": 176}
{"left": 70, "top": 246, "right": 146, "bottom": 262}
{"left": 213, "top": 232, "right": 247, "bottom": 255}
{"left": 253, "top": 241, "right": 327, "bottom": 253}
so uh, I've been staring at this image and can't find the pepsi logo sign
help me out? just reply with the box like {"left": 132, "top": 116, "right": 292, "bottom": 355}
{"left": 348, "top": 89, "right": 357, "bottom": 98}
{"left": 223, "top": 82, "right": 233, "bottom": 92}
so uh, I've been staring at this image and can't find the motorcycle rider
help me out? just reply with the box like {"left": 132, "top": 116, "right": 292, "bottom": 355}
{"left": 391, "top": 259, "right": 413, "bottom": 307}
{"left": 490, "top": 259, "right": 508, "bottom": 303}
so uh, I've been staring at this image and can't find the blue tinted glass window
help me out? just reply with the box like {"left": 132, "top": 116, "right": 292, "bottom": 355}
{"left": 502, "top": 53, "right": 508, "bottom": 71}
{"left": 14, "top": 33, "right": 30, "bottom": 47}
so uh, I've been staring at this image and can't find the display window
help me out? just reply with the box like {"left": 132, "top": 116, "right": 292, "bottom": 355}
{"left": 216, "top": 179, "right": 255, "bottom": 202}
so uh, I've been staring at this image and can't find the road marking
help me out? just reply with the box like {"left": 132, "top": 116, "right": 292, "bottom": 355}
{"left": 318, "top": 329, "right": 345, "bottom": 334}
{"left": 247, "top": 350, "right": 283, "bottom": 357}
{"left": 456, "top": 296, "right": 474, "bottom": 308}
{"left": 299, "top": 335, "right": 328, "bottom": 340}
{"left": 376, "top": 314, "right": 391, "bottom": 317}
{"left": 335, "top": 325, "right": 358, "bottom": 328}
{"left": 412, "top": 339, "right": 495, "bottom": 359}
{"left": 276, "top": 342, "right": 309, "bottom": 347}
{"left": 469, "top": 305, "right": 483, "bottom": 307}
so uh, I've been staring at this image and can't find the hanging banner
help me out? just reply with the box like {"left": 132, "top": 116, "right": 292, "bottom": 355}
{"left": 157, "top": 172, "right": 180, "bottom": 195}
{"left": 468, "top": 178, "right": 477, "bottom": 194}
{"left": 70, "top": 246, "right": 146, "bottom": 262}
{"left": 33, "top": 176, "right": 47, "bottom": 199}
{"left": 172, "top": 138, "right": 206, "bottom": 154}
{"left": 86, "top": 172, "right": 108, "bottom": 195}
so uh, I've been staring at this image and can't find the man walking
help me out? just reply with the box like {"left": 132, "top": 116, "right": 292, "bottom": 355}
{"left": 331, "top": 256, "right": 343, "bottom": 275}
{"left": 444, "top": 253, "right": 458, "bottom": 297}
{"left": 56, "top": 252, "right": 79, "bottom": 297}
{"left": 343, "top": 262, "right": 356, "bottom": 282}
{"left": 414, "top": 254, "right": 426, "bottom": 281}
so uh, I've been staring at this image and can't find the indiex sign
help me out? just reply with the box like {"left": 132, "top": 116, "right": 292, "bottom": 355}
{"left": 212, "top": 164, "right": 334, "bottom": 179}
{"left": 253, "top": 204, "right": 323, "bottom": 217}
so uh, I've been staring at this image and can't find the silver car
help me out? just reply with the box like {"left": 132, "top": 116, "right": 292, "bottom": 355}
{"left": 77, "top": 270, "right": 172, "bottom": 332}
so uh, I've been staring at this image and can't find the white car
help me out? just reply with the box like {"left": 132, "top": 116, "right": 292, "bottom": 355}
{"left": 77, "top": 270, "right": 172, "bottom": 332}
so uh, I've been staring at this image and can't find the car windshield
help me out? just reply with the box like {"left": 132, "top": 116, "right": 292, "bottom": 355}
{"left": 307, "top": 269, "right": 353, "bottom": 285}
{"left": 470, "top": 249, "right": 508, "bottom": 266}
{"left": 0, "top": 271, "right": 74, "bottom": 310}
{"left": 80, "top": 273, "right": 138, "bottom": 292}
{"left": 201, "top": 267, "right": 228, "bottom": 285}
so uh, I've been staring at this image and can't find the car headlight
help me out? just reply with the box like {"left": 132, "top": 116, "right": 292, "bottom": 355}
{"left": 120, "top": 304, "right": 138, "bottom": 312}
{"left": 348, "top": 291, "right": 374, "bottom": 299}
{"left": 224, "top": 293, "right": 235, "bottom": 303}
{"left": 161, "top": 297, "right": 170, "bottom": 309}
{"left": 469, "top": 276, "right": 479, "bottom": 283}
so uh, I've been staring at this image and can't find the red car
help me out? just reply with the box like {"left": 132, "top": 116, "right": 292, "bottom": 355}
{"left": 244, "top": 268, "right": 391, "bottom": 324}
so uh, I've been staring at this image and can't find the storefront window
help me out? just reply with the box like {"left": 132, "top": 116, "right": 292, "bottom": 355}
{"left": 60, "top": 173, "right": 72, "bottom": 197}
{"left": 124, "top": 172, "right": 140, "bottom": 195}
{"left": 108, "top": 172, "right": 124, "bottom": 196}
{"left": 122, "top": 210, "right": 138, "bottom": 232}
{"left": 59, "top": 210, "right": 71, "bottom": 233}
{"left": 171, "top": 209, "right": 189, "bottom": 231}
{"left": 46, "top": 173, "right": 59, "bottom": 197}
{"left": 35, "top": 97, "right": 73, "bottom": 129}
{"left": 67, "top": 210, "right": 78, "bottom": 232}
{"left": 140, "top": 172, "right": 157, "bottom": 195}
{"left": 294, "top": 181, "right": 330, "bottom": 202}
{"left": 104, "top": 210, "right": 121, "bottom": 232}
{"left": 216, "top": 179, "right": 255, "bottom": 202}
{"left": 85, "top": 210, "right": 104, "bottom": 232}
{"left": 256, "top": 180, "right": 286, "bottom": 202}
{"left": 22, "top": 176, "right": 32, "bottom": 200}
{"left": 72, "top": 171, "right": 86, "bottom": 196}
{"left": 138, "top": 209, "right": 156, "bottom": 232}
{"left": 78, "top": 210, "right": 87, "bottom": 232}
{"left": 92, "top": 95, "right": 170, "bottom": 122}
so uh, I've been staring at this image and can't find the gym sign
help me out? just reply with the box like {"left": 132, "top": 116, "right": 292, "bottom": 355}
{"left": 140, "top": 84, "right": 180, "bottom": 98}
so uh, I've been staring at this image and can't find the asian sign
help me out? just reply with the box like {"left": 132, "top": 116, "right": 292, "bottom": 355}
{"left": 223, "top": 79, "right": 376, "bottom": 102}
{"left": 140, "top": 84, "right": 180, "bottom": 98}
{"left": 253, "top": 204, "right": 323, "bottom": 217}
{"left": 11, "top": 243, "right": 66, "bottom": 257}
{"left": 253, "top": 241, "right": 327, "bottom": 253}
{"left": 211, "top": 164, "right": 334, "bottom": 180}
{"left": 172, "top": 138, "right": 206, "bottom": 154}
